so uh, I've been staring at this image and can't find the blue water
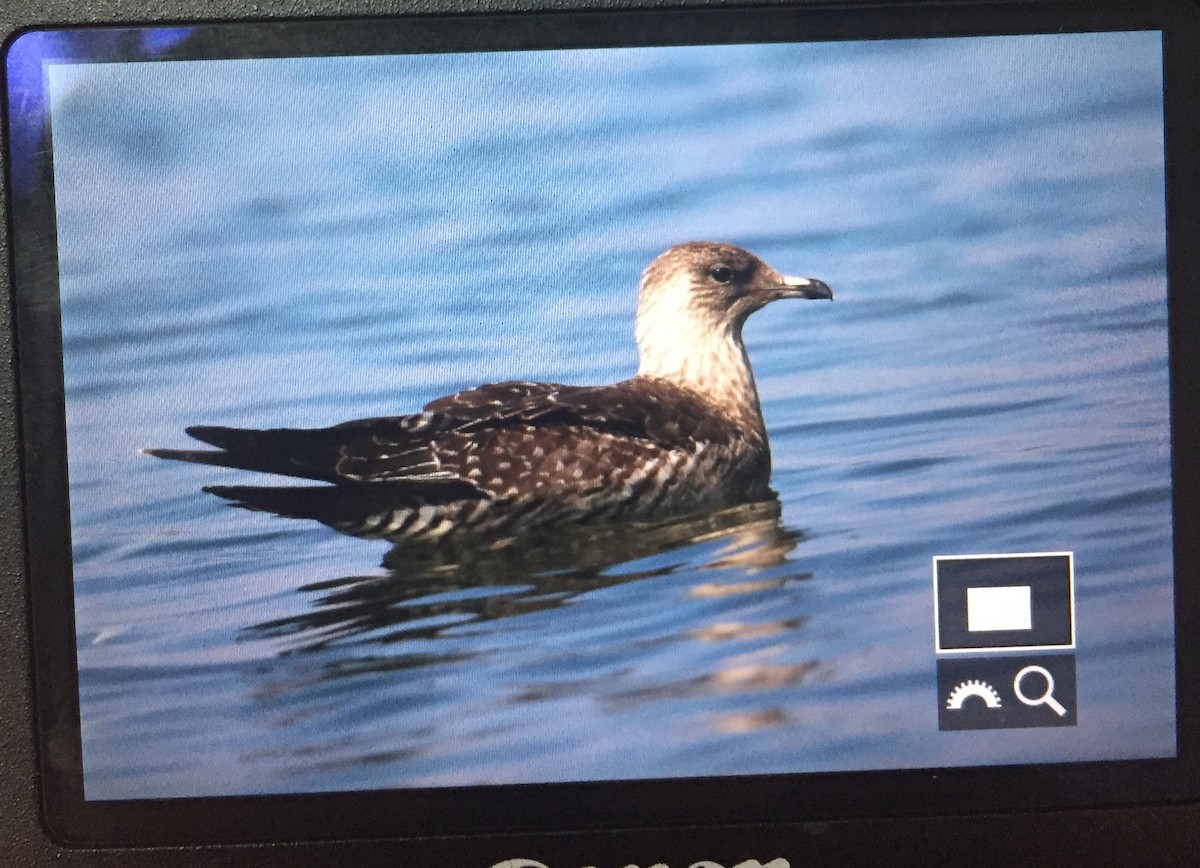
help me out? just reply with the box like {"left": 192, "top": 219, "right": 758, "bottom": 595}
{"left": 45, "top": 30, "right": 1175, "bottom": 800}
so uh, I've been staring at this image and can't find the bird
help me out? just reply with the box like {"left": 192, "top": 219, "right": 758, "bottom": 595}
{"left": 146, "top": 242, "right": 832, "bottom": 542}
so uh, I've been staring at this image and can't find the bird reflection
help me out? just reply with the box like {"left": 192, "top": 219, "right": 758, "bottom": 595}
{"left": 243, "top": 498, "right": 802, "bottom": 655}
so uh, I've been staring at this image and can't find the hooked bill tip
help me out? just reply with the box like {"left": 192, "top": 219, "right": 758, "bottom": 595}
{"left": 781, "top": 276, "right": 833, "bottom": 300}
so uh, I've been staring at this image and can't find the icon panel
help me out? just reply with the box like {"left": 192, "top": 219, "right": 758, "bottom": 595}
{"left": 937, "top": 655, "right": 1076, "bottom": 730}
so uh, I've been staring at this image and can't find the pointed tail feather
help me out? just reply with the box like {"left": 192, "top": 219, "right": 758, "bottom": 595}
{"left": 142, "top": 447, "right": 250, "bottom": 469}
{"left": 145, "top": 425, "right": 339, "bottom": 481}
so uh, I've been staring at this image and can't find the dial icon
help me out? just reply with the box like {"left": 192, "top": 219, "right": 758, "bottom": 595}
{"left": 946, "top": 679, "right": 1002, "bottom": 710}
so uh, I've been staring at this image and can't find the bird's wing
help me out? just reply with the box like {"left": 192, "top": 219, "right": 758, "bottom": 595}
{"left": 422, "top": 379, "right": 739, "bottom": 447}
{"left": 335, "top": 380, "right": 742, "bottom": 495}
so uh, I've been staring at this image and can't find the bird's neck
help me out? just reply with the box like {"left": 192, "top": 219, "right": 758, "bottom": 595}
{"left": 635, "top": 318, "right": 766, "bottom": 436}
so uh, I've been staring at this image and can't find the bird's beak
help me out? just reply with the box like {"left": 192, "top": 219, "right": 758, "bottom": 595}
{"left": 776, "top": 275, "right": 833, "bottom": 300}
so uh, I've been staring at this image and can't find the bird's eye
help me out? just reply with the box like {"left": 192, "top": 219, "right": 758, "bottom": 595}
{"left": 710, "top": 265, "right": 734, "bottom": 284}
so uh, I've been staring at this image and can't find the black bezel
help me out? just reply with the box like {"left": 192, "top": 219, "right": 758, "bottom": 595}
{"left": 6, "top": 0, "right": 1199, "bottom": 850}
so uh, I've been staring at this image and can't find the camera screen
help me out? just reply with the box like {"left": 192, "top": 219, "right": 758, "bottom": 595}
{"left": 10, "top": 22, "right": 1175, "bottom": 805}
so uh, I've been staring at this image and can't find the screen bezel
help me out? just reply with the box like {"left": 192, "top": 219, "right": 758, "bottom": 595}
{"left": 6, "top": 0, "right": 1200, "bottom": 849}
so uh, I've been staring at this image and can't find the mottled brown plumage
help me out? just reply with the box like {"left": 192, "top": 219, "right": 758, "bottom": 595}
{"left": 146, "top": 242, "right": 832, "bottom": 540}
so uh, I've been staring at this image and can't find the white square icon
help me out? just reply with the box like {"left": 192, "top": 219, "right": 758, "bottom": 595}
{"left": 966, "top": 585, "right": 1032, "bottom": 632}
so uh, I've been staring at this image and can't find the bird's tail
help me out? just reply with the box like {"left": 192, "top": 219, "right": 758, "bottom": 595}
{"left": 144, "top": 425, "right": 337, "bottom": 480}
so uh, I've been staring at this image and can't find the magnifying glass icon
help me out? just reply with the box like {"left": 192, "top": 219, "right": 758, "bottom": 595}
{"left": 1013, "top": 665, "right": 1067, "bottom": 717}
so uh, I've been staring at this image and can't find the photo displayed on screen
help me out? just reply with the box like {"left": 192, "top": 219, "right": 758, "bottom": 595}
{"left": 21, "top": 25, "right": 1175, "bottom": 800}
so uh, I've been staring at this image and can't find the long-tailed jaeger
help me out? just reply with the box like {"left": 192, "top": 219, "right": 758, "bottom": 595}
{"left": 147, "top": 242, "right": 832, "bottom": 541}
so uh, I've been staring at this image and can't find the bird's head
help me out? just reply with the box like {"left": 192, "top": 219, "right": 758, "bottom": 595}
{"left": 634, "top": 242, "right": 832, "bottom": 388}
{"left": 638, "top": 242, "right": 832, "bottom": 329}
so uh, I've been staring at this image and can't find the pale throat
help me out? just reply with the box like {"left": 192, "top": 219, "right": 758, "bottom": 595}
{"left": 634, "top": 296, "right": 765, "bottom": 432}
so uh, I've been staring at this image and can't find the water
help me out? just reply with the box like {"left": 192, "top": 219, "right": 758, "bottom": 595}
{"left": 45, "top": 30, "right": 1174, "bottom": 800}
